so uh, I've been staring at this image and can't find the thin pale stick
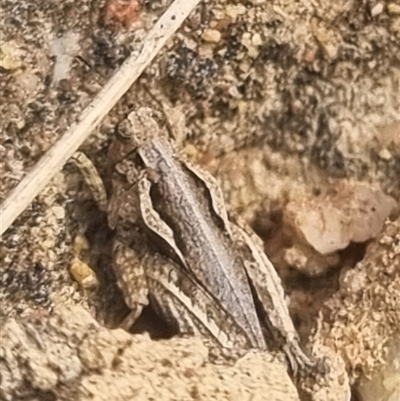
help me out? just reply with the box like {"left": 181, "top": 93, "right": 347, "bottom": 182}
{"left": 0, "top": 0, "right": 202, "bottom": 236}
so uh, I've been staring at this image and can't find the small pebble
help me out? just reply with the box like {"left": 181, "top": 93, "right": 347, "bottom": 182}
{"left": 251, "top": 33, "right": 263, "bottom": 47}
{"left": 225, "top": 4, "right": 246, "bottom": 19}
{"left": 387, "top": 3, "right": 400, "bottom": 15}
{"left": 202, "top": 29, "right": 221, "bottom": 43}
{"left": 370, "top": 2, "right": 384, "bottom": 16}
{"left": 378, "top": 148, "right": 392, "bottom": 161}
{"left": 70, "top": 257, "right": 98, "bottom": 289}
{"left": 0, "top": 42, "right": 23, "bottom": 70}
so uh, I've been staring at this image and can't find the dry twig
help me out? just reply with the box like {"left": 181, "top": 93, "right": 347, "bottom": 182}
{"left": 0, "top": 0, "right": 202, "bottom": 236}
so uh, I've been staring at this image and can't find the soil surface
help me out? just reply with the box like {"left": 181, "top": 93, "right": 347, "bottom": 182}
{"left": 1, "top": 1, "right": 399, "bottom": 400}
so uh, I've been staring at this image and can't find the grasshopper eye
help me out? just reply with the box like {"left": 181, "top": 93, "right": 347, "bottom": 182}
{"left": 116, "top": 119, "right": 134, "bottom": 142}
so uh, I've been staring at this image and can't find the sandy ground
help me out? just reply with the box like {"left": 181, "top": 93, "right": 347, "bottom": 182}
{"left": 1, "top": 1, "right": 399, "bottom": 400}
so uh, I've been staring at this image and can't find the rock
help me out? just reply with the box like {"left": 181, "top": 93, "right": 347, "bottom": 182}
{"left": 317, "top": 216, "right": 400, "bottom": 382}
{"left": 357, "top": 337, "right": 400, "bottom": 401}
{"left": 286, "top": 181, "right": 397, "bottom": 255}
{"left": 0, "top": 305, "right": 300, "bottom": 401}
